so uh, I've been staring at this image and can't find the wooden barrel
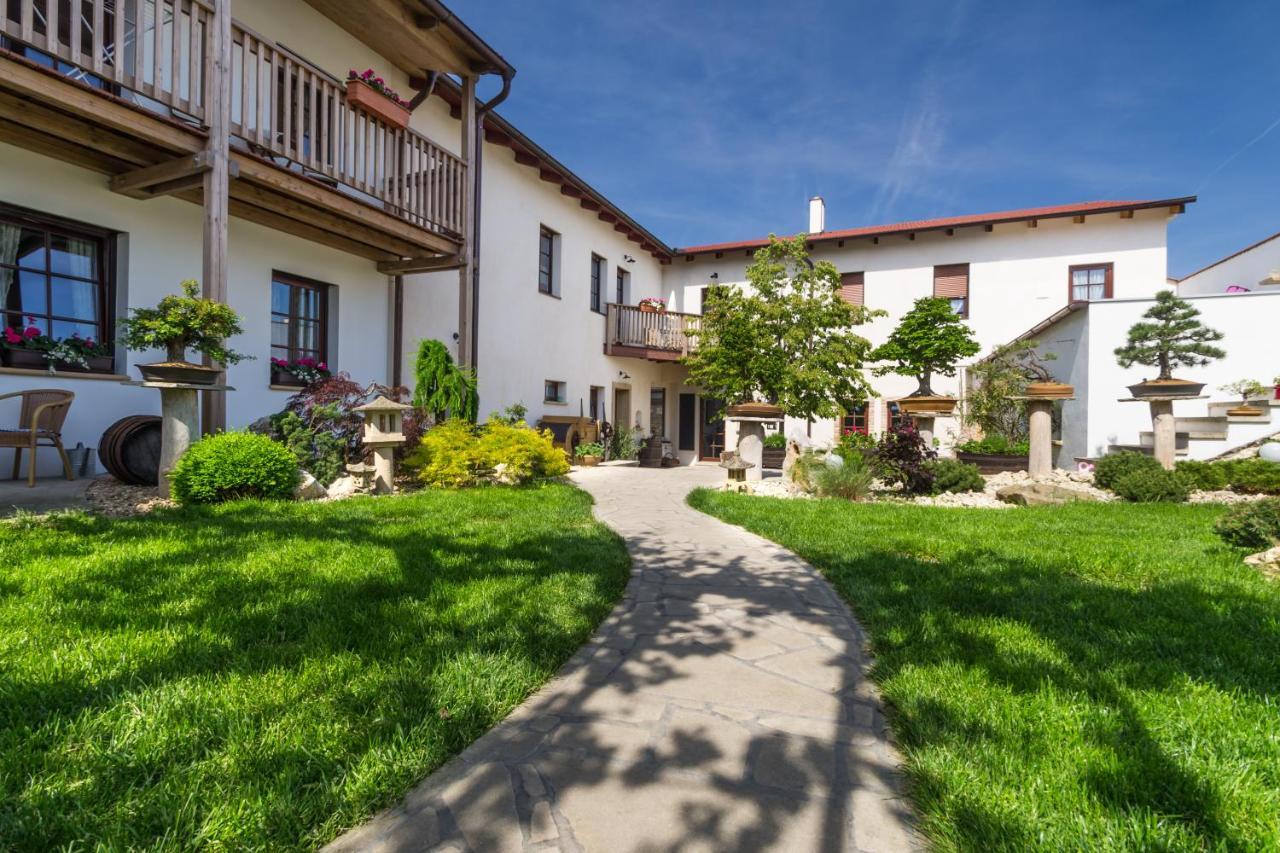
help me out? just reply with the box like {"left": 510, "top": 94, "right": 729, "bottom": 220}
{"left": 98, "top": 416, "right": 162, "bottom": 486}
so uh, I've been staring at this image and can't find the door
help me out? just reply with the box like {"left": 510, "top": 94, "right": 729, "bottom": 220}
{"left": 678, "top": 393, "right": 697, "bottom": 453}
{"left": 613, "top": 387, "right": 631, "bottom": 430}
{"left": 700, "top": 397, "right": 725, "bottom": 460}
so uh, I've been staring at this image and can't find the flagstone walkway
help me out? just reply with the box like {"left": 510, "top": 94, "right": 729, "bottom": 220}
{"left": 326, "top": 464, "right": 917, "bottom": 852}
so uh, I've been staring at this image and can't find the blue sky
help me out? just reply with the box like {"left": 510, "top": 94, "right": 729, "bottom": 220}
{"left": 461, "top": 0, "right": 1280, "bottom": 277}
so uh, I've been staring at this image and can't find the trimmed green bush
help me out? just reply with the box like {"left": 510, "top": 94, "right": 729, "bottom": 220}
{"left": 1214, "top": 498, "right": 1280, "bottom": 549}
{"left": 170, "top": 432, "right": 299, "bottom": 505}
{"left": 763, "top": 433, "right": 788, "bottom": 449}
{"left": 1094, "top": 451, "right": 1163, "bottom": 491}
{"left": 406, "top": 418, "right": 569, "bottom": 488}
{"left": 928, "top": 458, "right": 986, "bottom": 494}
{"left": 955, "top": 435, "right": 1030, "bottom": 456}
{"left": 1224, "top": 458, "right": 1280, "bottom": 495}
{"left": 813, "top": 454, "right": 875, "bottom": 501}
{"left": 1112, "top": 467, "right": 1190, "bottom": 503}
{"left": 1174, "top": 459, "right": 1229, "bottom": 492}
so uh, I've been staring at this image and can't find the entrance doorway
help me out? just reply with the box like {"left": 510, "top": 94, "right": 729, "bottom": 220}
{"left": 700, "top": 397, "right": 725, "bottom": 460}
{"left": 613, "top": 386, "right": 631, "bottom": 431}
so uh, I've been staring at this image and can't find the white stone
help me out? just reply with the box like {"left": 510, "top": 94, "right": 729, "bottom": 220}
{"left": 326, "top": 476, "right": 359, "bottom": 500}
{"left": 295, "top": 471, "right": 328, "bottom": 501}
{"left": 1259, "top": 443, "right": 1280, "bottom": 463}
{"left": 738, "top": 432, "right": 764, "bottom": 483}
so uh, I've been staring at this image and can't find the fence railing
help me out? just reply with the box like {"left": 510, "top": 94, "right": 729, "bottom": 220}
{"left": 605, "top": 303, "right": 700, "bottom": 357}
{"left": 2, "top": 0, "right": 467, "bottom": 238}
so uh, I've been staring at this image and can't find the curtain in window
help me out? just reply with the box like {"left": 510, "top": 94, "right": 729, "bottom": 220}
{"left": 0, "top": 224, "right": 19, "bottom": 318}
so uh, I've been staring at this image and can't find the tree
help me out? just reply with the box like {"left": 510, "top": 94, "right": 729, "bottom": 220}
{"left": 964, "top": 340, "right": 1056, "bottom": 443}
{"left": 1114, "top": 290, "right": 1225, "bottom": 379}
{"left": 683, "top": 235, "right": 882, "bottom": 420}
{"left": 412, "top": 339, "right": 478, "bottom": 422}
{"left": 870, "top": 296, "right": 979, "bottom": 396}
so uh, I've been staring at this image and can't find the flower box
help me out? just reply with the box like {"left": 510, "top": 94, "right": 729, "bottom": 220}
{"left": 2, "top": 349, "right": 114, "bottom": 374}
{"left": 271, "top": 366, "right": 304, "bottom": 388}
{"left": 346, "top": 79, "right": 410, "bottom": 129}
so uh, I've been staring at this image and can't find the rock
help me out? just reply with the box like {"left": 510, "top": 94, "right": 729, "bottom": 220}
{"left": 738, "top": 432, "right": 764, "bottom": 483}
{"left": 326, "top": 475, "right": 359, "bottom": 500}
{"left": 1244, "top": 546, "right": 1280, "bottom": 568}
{"left": 295, "top": 472, "right": 328, "bottom": 501}
{"left": 996, "top": 482, "right": 1103, "bottom": 506}
{"left": 246, "top": 416, "right": 275, "bottom": 436}
{"left": 782, "top": 440, "right": 801, "bottom": 482}
{"left": 492, "top": 462, "right": 519, "bottom": 485}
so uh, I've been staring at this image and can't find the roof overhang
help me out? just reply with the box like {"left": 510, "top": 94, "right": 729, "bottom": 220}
{"left": 677, "top": 197, "right": 1197, "bottom": 257}
{"left": 304, "top": 0, "right": 514, "bottom": 78}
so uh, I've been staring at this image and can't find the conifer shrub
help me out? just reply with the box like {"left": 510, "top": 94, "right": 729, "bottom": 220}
{"left": 1111, "top": 467, "right": 1189, "bottom": 503}
{"left": 927, "top": 458, "right": 986, "bottom": 494}
{"left": 1214, "top": 498, "right": 1280, "bottom": 550}
{"left": 1094, "top": 451, "right": 1163, "bottom": 492}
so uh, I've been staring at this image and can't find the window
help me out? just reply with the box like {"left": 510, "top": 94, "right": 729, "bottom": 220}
{"left": 616, "top": 267, "right": 629, "bottom": 306}
{"left": 271, "top": 273, "right": 329, "bottom": 369}
{"left": 649, "top": 387, "right": 667, "bottom": 438}
{"left": 841, "top": 403, "right": 869, "bottom": 435}
{"left": 538, "top": 226, "right": 557, "bottom": 295}
{"left": 1069, "top": 262, "right": 1113, "bottom": 302}
{"left": 701, "top": 285, "right": 727, "bottom": 313}
{"left": 589, "top": 385, "right": 604, "bottom": 420}
{"left": 590, "top": 254, "right": 605, "bottom": 313}
{"left": 1, "top": 206, "right": 113, "bottom": 367}
{"left": 544, "top": 379, "right": 566, "bottom": 404}
{"left": 933, "top": 263, "right": 970, "bottom": 317}
{"left": 886, "top": 400, "right": 914, "bottom": 433}
{"left": 839, "top": 272, "right": 865, "bottom": 306}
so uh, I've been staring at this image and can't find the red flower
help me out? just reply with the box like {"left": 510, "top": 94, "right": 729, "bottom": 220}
{"left": 317, "top": 363, "right": 328, "bottom": 371}
{"left": 23, "top": 326, "right": 41, "bottom": 339}
{"left": 4, "top": 328, "right": 21, "bottom": 345}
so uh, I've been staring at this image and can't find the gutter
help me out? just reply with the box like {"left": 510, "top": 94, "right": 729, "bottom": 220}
{"left": 416, "top": 0, "right": 515, "bottom": 78}
{"left": 468, "top": 72, "right": 515, "bottom": 369}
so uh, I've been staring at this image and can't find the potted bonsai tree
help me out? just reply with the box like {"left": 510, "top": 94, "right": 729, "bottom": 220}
{"left": 1219, "top": 379, "right": 1269, "bottom": 417}
{"left": 870, "top": 296, "right": 980, "bottom": 415}
{"left": 118, "top": 279, "right": 250, "bottom": 385}
{"left": 1114, "top": 290, "right": 1225, "bottom": 398}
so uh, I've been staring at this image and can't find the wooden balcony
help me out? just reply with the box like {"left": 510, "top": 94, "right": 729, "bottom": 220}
{"left": 0, "top": 0, "right": 466, "bottom": 265}
{"left": 604, "top": 303, "right": 700, "bottom": 362}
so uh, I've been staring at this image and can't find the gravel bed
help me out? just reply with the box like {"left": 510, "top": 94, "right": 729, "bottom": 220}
{"left": 85, "top": 477, "right": 175, "bottom": 517}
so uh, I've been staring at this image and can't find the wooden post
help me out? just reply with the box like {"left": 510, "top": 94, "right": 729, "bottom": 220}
{"left": 456, "top": 74, "right": 477, "bottom": 367}
{"left": 1027, "top": 400, "right": 1054, "bottom": 477}
{"left": 201, "top": 0, "right": 232, "bottom": 434}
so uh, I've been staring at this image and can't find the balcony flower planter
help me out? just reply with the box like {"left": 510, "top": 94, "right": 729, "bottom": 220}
{"left": 2, "top": 348, "right": 114, "bottom": 374}
{"left": 896, "top": 394, "right": 958, "bottom": 416}
{"left": 1126, "top": 378, "right": 1205, "bottom": 399}
{"left": 346, "top": 78, "right": 410, "bottom": 129}
{"left": 637, "top": 298, "right": 667, "bottom": 314}
{"left": 271, "top": 366, "right": 304, "bottom": 388}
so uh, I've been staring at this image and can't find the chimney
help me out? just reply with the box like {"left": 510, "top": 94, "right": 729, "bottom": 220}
{"left": 808, "top": 196, "right": 825, "bottom": 234}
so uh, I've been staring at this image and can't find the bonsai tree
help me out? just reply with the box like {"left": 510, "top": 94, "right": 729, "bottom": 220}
{"left": 870, "top": 296, "right": 979, "bottom": 397}
{"left": 412, "top": 339, "right": 478, "bottom": 423}
{"left": 964, "top": 339, "right": 1056, "bottom": 444}
{"left": 684, "top": 235, "right": 882, "bottom": 420}
{"left": 1114, "top": 290, "right": 1224, "bottom": 380}
{"left": 118, "top": 279, "right": 248, "bottom": 366}
{"left": 1219, "top": 379, "right": 1268, "bottom": 400}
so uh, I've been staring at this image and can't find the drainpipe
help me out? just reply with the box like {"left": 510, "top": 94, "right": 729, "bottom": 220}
{"left": 468, "top": 72, "right": 514, "bottom": 369}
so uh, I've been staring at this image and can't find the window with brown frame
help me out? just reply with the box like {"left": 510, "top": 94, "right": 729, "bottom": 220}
{"left": 538, "top": 226, "right": 558, "bottom": 295}
{"left": 933, "top": 263, "right": 969, "bottom": 317}
{"left": 841, "top": 403, "right": 869, "bottom": 435}
{"left": 270, "top": 273, "right": 329, "bottom": 380}
{"left": 590, "top": 253, "right": 605, "bottom": 313}
{"left": 839, "top": 271, "right": 865, "bottom": 306}
{"left": 0, "top": 205, "right": 114, "bottom": 371}
{"left": 1069, "top": 262, "right": 1113, "bottom": 302}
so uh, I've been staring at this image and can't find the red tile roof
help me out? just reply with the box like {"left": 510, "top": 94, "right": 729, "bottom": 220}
{"left": 676, "top": 198, "right": 1195, "bottom": 255}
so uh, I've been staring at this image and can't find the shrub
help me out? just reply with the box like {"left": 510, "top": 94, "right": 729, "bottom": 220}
{"left": 788, "top": 450, "right": 828, "bottom": 493}
{"left": 1223, "top": 458, "right": 1280, "bottom": 495}
{"left": 1214, "top": 498, "right": 1280, "bottom": 549}
{"left": 1094, "top": 451, "right": 1163, "bottom": 491}
{"left": 574, "top": 442, "right": 604, "bottom": 458}
{"left": 608, "top": 425, "right": 640, "bottom": 461}
{"left": 927, "top": 458, "right": 986, "bottom": 494}
{"left": 1111, "top": 468, "right": 1190, "bottom": 503}
{"left": 407, "top": 418, "right": 569, "bottom": 488}
{"left": 838, "top": 430, "right": 877, "bottom": 455}
{"left": 270, "top": 410, "right": 345, "bottom": 486}
{"left": 956, "top": 435, "right": 1030, "bottom": 456}
{"left": 763, "top": 433, "right": 787, "bottom": 449}
{"left": 1174, "top": 459, "right": 1229, "bottom": 492}
{"left": 170, "top": 432, "right": 299, "bottom": 505}
{"left": 813, "top": 453, "right": 875, "bottom": 500}
{"left": 873, "top": 425, "right": 937, "bottom": 495}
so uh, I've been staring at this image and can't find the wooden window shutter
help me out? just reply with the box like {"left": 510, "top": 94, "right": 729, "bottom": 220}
{"left": 933, "top": 263, "right": 969, "bottom": 299}
{"left": 839, "top": 271, "right": 865, "bottom": 306}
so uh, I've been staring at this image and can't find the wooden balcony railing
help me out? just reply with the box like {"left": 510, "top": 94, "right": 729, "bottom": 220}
{"left": 1, "top": 0, "right": 467, "bottom": 239}
{"left": 605, "top": 303, "right": 700, "bottom": 360}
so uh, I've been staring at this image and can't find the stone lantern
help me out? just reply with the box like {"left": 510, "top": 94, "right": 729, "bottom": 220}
{"left": 353, "top": 395, "right": 413, "bottom": 494}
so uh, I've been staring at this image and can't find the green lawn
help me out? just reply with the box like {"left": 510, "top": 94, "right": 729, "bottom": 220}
{"left": 0, "top": 484, "right": 629, "bottom": 850}
{"left": 688, "top": 491, "right": 1280, "bottom": 852}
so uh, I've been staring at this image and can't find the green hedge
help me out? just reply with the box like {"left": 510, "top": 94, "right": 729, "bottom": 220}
{"left": 170, "top": 432, "right": 299, "bottom": 505}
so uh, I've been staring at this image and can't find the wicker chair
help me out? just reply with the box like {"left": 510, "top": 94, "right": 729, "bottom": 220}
{"left": 0, "top": 390, "right": 75, "bottom": 487}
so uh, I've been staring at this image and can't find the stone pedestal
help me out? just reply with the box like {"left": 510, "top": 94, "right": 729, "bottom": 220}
{"left": 122, "top": 380, "right": 234, "bottom": 497}
{"left": 914, "top": 416, "right": 936, "bottom": 447}
{"left": 1118, "top": 394, "right": 1205, "bottom": 472}
{"left": 1026, "top": 400, "right": 1054, "bottom": 477}
{"left": 737, "top": 421, "right": 765, "bottom": 483}
{"left": 368, "top": 444, "right": 396, "bottom": 494}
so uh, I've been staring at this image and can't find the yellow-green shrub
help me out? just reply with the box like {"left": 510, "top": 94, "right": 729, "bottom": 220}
{"left": 406, "top": 418, "right": 569, "bottom": 487}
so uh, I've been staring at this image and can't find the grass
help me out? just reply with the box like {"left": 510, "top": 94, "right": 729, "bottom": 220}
{"left": 688, "top": 491, "right": 1280, "bottom": 852}
{"left": 0, "top": 484, "right": 629, "bottom": 851}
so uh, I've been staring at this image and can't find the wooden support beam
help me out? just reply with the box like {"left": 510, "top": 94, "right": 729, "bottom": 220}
{"left": 614, "top": 223, "right": 629, "bottom": 234}
{"left": 1169, "top": 204, "right": 1185, "bottom": 215}
{"left": 837, "top": 240, "right": 845, "bottom": 248}
{"left": 984, "top": 223, "right": 994, "bottom": 232}
{"left": 0, "top": 120, "right": 134, "bottom": 174}
{"left": 685, "top": 255, "right": 696, "bottom": 262}
{"left": 598, "top": 211, "right": 618, "bottom": 224}
{"left": 872, "top": 236, "right": 879, "bottom": 245}
{"left": 1072, "top": 215, "right": 1085, "bottom": 224}
{"left": 906, "top": 232, "right": 915, "bottom": 241}
{"left": 538, "top": 168, "right": 563, "bottom": 184}
{"left": 1027, "top": 219, "right": 1038, "bottom": 228}
{"left": 560, "top": 184, "right": 583, "bottom": 199}
{"left": 457, "top": 74, "right": 477, "bottom": 368}
{"left": 202, "top": 0, "right": 233, "bottom": 435}
{"left": 1120, "top": 210, "right": 1134, "bottom": 219}
{"left": 0, "top": 91, "right": 166, "bottom": 166}
{"left": 111, "top": 152, "right": 217, "bottom": 198}
{"left": 714, "top": 251, "right": 724, "bottom": 259}
{"left": 377, "top": 254, "right": 465, "bottom": 275}
{"left": 513, "top": 150, "right": 539, "bottom": 167}
{"left": 945, "top": 228, "right": 955, "bottom": 236}
{"left": 580, "top": 198, "right": 601, "bottom": 212}
{"left": 226, "top": 197, "right": 397, "bottom": 262}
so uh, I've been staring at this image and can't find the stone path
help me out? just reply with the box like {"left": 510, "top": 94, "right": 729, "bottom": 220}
{"left": 326, "top": 465, "right": 917, "bottom": 852}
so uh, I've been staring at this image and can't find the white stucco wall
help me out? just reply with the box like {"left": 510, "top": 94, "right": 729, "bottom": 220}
{"left": 0, "top": 143, "right": 392, "bottom": 475}
{"left": 665, "top": 210, "right": 1175, "bottom": 449}
{"left": 1177, "top": 232, "right": 1280, "bottom": 296}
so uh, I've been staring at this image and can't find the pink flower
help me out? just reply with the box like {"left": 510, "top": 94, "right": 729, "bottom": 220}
{"left": 362, "top": 69, "right": 374, "bottom": 80}
{"left": 317, "top": 363, "right": 328, "bottom": 371}
{"left": 4, "top": 328, "right": 21, "bottom": 345}
{"left": 23, "top": 326, "right": 41, "bottom": 339}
